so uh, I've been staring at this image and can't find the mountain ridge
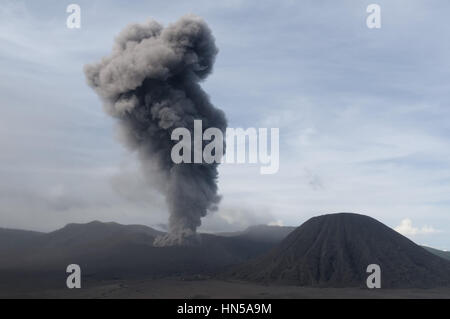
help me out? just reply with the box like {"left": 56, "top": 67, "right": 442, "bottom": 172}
{"left": 1, "top": 216, "right": 450, "bottom": 289}
{"left": 228, "top": 213, "right": 450, "bottom": 288}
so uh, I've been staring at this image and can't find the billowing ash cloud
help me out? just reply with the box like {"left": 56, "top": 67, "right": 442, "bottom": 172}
{"left": 84, "top": 15, "right": 227, "bottom": 246}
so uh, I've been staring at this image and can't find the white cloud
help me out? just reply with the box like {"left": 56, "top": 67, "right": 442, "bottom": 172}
{"left": 268, "top": 220, "right": 284, "bottom": 226}
{"left": 394, "top": 218, "right": 441, "bottom": 236}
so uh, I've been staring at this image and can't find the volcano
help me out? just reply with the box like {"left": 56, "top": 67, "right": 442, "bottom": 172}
{"left": 228, "top": 213, "right": 450, "bottom": 288}
{"left": 0, "top": 221, "right": 276, "bottom": 288}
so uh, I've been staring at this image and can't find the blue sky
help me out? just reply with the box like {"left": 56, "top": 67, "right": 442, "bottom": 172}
{"left": 1, "top": 0, "right": 450, "bottom": 249}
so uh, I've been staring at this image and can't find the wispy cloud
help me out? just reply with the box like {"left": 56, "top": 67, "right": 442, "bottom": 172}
{"left": 395, "top": 218, "right": 441, "bottom": 236}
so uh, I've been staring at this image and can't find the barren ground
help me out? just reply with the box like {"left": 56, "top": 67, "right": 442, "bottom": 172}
{"left": 1, "top": 278, "right": 450, "bottom": 299}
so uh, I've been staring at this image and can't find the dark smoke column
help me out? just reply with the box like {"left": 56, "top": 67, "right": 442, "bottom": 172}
{"left": 84, "top": 15, "right": 227, "bottom": 246}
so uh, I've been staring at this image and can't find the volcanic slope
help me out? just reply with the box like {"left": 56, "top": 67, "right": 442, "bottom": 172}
{"left": 229, "top": 213, "right": 450, "bottom": 288}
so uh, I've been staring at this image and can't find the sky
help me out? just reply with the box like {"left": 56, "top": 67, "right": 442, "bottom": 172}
{"left": 1, "top": 0, "right": 450, "bottom": 249}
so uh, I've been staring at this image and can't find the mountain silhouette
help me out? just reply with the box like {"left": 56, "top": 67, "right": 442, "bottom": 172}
{"left": 228, "top": 213, "right": 450, "bottom": 288}
{"left": 218, "top": 225, "right": 295, "bottom": 243}
{"left": 2, "top": 216, "right": 450, "bottom": 290}
{"left": 0, "top": 221, "right": 276, "bottom": 284}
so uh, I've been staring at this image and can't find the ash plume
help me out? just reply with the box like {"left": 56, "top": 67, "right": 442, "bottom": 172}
{"left": 84, "top": 15, "right": 227, "bottom": 246}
